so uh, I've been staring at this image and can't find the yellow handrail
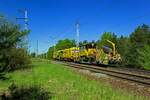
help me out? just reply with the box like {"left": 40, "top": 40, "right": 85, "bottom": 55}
{"left": 106, "top": 40, "right": 116, "bottom": 56}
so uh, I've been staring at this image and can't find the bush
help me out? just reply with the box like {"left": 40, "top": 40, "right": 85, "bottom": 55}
{"left": 0, "top": 48, "right": 30, "bottom": 72}
{"left": 7, "top": 48, "right": 31, "bottom": 71}
{"left": 1, "top": 83, "right": 52, "bottom": 100}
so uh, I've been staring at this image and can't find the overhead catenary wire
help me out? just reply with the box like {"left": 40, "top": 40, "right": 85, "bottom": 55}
{"left": 46, "top": 23, "right": 76, "bottom": 47}
{"left": 103, "top": 12, "right": 150, "bottom": 32}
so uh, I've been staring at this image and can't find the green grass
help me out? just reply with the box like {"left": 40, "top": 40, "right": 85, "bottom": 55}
{"left": 0, "top": 59, "right": 148, "bottom": 100}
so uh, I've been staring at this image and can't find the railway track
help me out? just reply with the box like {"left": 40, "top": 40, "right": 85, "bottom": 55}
{"left": 54, "top": 61, "right": 150, "bottom": 86}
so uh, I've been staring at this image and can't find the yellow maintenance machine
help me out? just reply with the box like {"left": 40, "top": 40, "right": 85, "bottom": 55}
{"left": 53, "top": 50, "right": 64, "bottom": 60}
{"left": 53, "top": 40, "right": 121, "bottom": 65}
{"left": 78, "top": 43, "right": 96, "bottom": 63}
{"left": 63, "top": 48, "right": 70, "bottom": 61}
{"left": 58, "top": 47, "right": 79, "bottom": 61}
{"left": 70, "top": 47, "right": 79, "bottom": 61}
{"left": 96, "top": 40, "right": 121, "bottom": 64}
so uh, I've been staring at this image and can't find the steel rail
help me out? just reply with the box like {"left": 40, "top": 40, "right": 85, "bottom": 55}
{"left": 55, "top": 61, "right": 150, "bottom": 86}
{"left": 69, "top": 62, "right": 150, "bottom": 79}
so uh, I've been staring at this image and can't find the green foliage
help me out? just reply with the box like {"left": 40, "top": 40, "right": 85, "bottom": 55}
{"left": 30, "top": 52, "right": 36, "bottom": 58}
{"left": 138, "top": 45, "right": 150, "bottom": 69}
{"left": 47, "top": 46, "right": 54, "bottom": 59}
{"left": 127, "top": 24, "right": 150, "bottom": 67}
{"left": 38, "top": 53, "right": 47, "bottom": 59}
{"left": 79, "top": 40, "right": 86, "bottom": 47}
{"left": 1, "top": 83, "right": 51, "bottom": 100}
{"left": 79, "top": 40, "right": 96, "bottom": 47}
{"left": 55, "top": 39, "right": 76, "bottom": 50}
{"left": 130, "top": 24, "right": 150, "bottom": 47}
{"left": 6, "top": 48, "right": 31, "bottom": 71}
{"left": 116, "top": 24, "right": 150, "bottom": 68}
{"left": 0, "top": 16, "right": 30, "bottom": 73}
{"left": 0, "top": 24, "right": 27, "bottom": 49}
{"left": 117, "top": 36, "right": 130, "bottom": 65}
{"left": 97, "top": 32, "right": 117, "bottom": 48}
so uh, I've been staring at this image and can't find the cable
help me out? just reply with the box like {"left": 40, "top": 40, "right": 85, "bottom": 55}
{"left": 103, "top": 12, "right": 150, "bottom": 32}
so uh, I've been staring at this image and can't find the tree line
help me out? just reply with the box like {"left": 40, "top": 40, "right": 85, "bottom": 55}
{"left": 47, "top": 24, "right": 150, "bottom": 70}
{"left": 117, "top": 24, "right": 150, "bottom": 69}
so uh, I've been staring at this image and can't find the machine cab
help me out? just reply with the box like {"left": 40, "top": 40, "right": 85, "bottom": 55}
{"left": 79, "top": 42, "right": 96, "bottom": 58}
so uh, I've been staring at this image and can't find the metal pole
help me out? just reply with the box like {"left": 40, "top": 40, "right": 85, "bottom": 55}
{"left": 76, "top": 21, "right": 80, "bottom": 47}
{"left": 75, "top": 21, "right": 80, "bottom": 61}
{"left": 17, "top": 9, "right": 28, "bottom": 30}
{"left": 16, "top": 9, "right": 29, "bottom": 52}
{"left": 24, "top": 10, "right": 28, "bottom": 30}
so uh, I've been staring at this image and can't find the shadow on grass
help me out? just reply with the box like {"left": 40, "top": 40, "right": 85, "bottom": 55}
{"left": 1, "top": 83, "right": 53, "bottom": 100}
{"left": 0, "top": 73, "right": 10, "bottom": 81}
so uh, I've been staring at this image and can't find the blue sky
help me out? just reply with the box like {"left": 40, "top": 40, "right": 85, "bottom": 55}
{"left": 0, "top": 0, "right": 150, "bottom": 53}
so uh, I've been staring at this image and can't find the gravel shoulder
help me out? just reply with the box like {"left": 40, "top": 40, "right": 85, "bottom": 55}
{"left": 71, "top": 67, "right": 150, "bottom": 99}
